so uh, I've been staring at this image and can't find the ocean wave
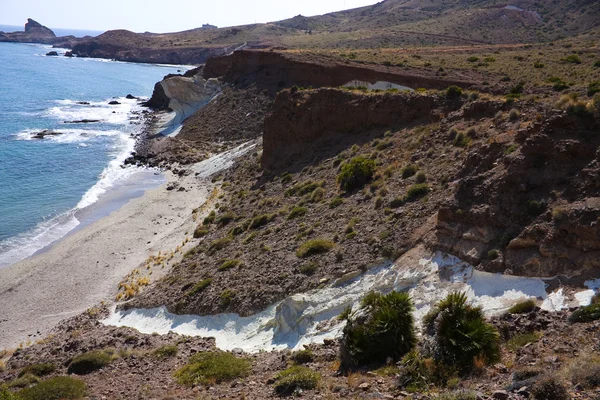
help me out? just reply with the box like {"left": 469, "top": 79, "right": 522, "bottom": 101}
{"left": 0, "top": 211, "right": 80, "bottom": 268}
{"left": 46, "top": 97, "right": 139, "bottom": 125}
{"left": 76, "top": 134, "right": 137, "bottom": 209}
{"left": 14, "top": 128, "right": 125, "bottom": 143}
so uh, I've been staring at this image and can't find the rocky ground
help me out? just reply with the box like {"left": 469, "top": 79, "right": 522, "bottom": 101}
{"left": 1, "top": 303, "right": 599, "bottom": 399}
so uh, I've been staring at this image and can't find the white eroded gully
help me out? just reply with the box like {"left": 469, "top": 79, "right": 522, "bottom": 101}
{"left": 103, "top": 247, "right": 599, "bottom": 353}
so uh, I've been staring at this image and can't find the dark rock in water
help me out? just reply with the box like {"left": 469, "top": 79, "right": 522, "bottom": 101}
{"left": 32, "top": 130, "right": 64, "bottom": 139}
{"left": 46, "top": 51, "right": 59, "bottom": 56}
{"left": 77, "top": 101, "right": 90, "bottom": 105}
{"left": 63, "top": 119, "right": 101, "bottom": 124}
{"left": 64, "top": 51, "right": 74, "bottom": 57}
{"left": 108, "top": 100, "right": 121, "bottom": 105}
{"left": 126, "top": 94, "right": 136, "bottom": 100}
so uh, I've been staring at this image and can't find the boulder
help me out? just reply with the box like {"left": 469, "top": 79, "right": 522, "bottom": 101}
{"left": 46, "top": 51, "right": 58, "bottom": 56}
{"left": 108, "top": 100, "right": 121, "bottom": 105}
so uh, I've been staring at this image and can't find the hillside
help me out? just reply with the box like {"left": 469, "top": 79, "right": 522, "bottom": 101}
{"left": 46, "top": 0, "right": 600, "bottom": 63}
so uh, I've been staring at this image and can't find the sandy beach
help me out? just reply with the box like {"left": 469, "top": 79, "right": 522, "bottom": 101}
{"left": 0, "top": 170, "right": 210, "bottom": 350}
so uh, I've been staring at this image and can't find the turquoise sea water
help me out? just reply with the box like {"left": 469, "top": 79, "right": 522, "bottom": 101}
{"left": 0, "top": 42, "right": 181, "bottom": 267}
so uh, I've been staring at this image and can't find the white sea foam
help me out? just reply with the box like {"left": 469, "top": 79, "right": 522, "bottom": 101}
{"left": 0, "top": 212, "right": 80, "bottom": 268}
{"left": 3, "top": 99, "right": 146, "bottom": 267}
{"left": 104, "top": 249, "right": 595, "bottom": 353}
{"left": 46, "top": 97, "right": 137, "bottom": 125}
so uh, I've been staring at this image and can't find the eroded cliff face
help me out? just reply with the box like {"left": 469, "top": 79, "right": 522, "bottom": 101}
{"left": 262, "top": 88, "right": 439, "bottom": 170}
{"left": 435, "top": 112, "right": 600, "bottom": 279}
{"left": 204, "top": 50, "right": 480, "bottom": 93}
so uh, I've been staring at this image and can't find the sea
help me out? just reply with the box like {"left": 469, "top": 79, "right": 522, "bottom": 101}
{"left": 0, "top": 31, "right": 185, "bottom": 267}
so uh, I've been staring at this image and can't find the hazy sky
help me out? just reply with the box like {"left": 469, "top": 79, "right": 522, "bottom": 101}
{"left": 0, "top": 0, "right": 380, "bottom": 33}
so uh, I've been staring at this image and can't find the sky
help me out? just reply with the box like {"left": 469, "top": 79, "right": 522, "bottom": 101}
{"left": 0, "top": 0, "right": 381, "bottom": 33}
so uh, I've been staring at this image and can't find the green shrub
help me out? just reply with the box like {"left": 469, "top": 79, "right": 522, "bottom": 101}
{"left": 401, "top": 165, "right": 417, "bottom": 179}
{"left": 530, "top": 374, "right": 570, "bottom": 400}
{"left": 563, "top": 54, "right": 581, "bottom": 64}
{"left": 310, "top": 187, "right": 325, "bottom": 202}
{"left": 287, "top": 206, "right": 307, "bottom": 220}
{"left": 220, "top": 290, "right": 235, "bottom": 308}
{"left": 291, "top": 349, "right": 314, "bottom": 364}
{"left": 430, "top": 391, "right": 477, "bottom": 400}
{"left": 339, "top": 291, "right": 416, "bottom": 371}
{"left": 467, "top": 56, "right": 479, "bottom": 63}
{"left": 67, "top": 350, "right": 113, "bottom": 375}
{"left": 549, "top": 77, "right": 569, "bottom": 91}
{"left": 508, "top": 299, "right": 536, "bottom": 314}
{"left": 405, "top": 184, "right": 429, "bottom": 202}
{"left": 415, "top": 172, "right": 427, "bottom": 183}
{"left": 513, "top": 367, "right": 542, "bottom": 382}
{"left": 280, "top": 172, "right": 292, "bottom": 184}
{"left": 534, "top": 62, "right": 545, "bottom": 69}
{"left": 174, "top": 352, "right": 250, "bottom": 386}
{"left": 594, "top": 60, "right": 600, "bottom": 68}
{"left": 19, "top": 363, "right": 55, "bottom": 378}
{"left": 203, "top": 211, "right": 216, "bottom": 225}
{"left": 337, "top": 156, "right": 376, "bottom": 191}
{"left": 507, "top": 332, "right": 541, "bottom": 351}
{"left": 243, "top": 232, "right": 257, "bottom": 244}
{"left": 273, "top": 366, "right": 321, "bottom": 395}
{"left": 487, "top": 249, "right": 499, "bottom": 260}
{"left": 286, "top": 180, "right": 320, "bottom": 197}
{"left": 0, "top": 388, "right": 18, "bottom": 400}
{"left": 249, "top": 214, "right": 274, "bottom": 229}
{"left": 526, "top": 200, "right": 546, "bottom": 216}
{"left": 187, "top": 278, "right": 212, "bottom": 297}
{"left": 453, "top": 132, "right": 471, "bottom": 147}
{"left": 446, "top": 86, "right": 463, "bottom": 99}
{"left": 588, "top": 81, "right": 600, "bottom": 97}
{"left": 329, "top": 197, "right": 343, "bottom": 209}
{"left": 17, "top": 376, "right": 86, "bottom": 400}
{"left": 153, "top": 345, "right": 178, "bottom": 359}
{"left": 509, "top": 108, "right": 520, "bottom": 121}
{"left": 423, "top": 292, "right": 500, "bottom": 373}
{"left": 218, "top": 259, "right": 242, "bottom": 272}
{"left": 208, "top": 236, "right": 232, "bottom": 254}
{"left": 216, "top": 212, "right": 236, "bottom": 226}
{"left": 193, "top": 226, "right": 209, "bottom": 238}
{"left": 296, "top": 239, "right": 334, "bottom": 258}
{"left": 569, "top": 302, "right": 600, "bottom": 323}
{"left": 299, "top": 261, "right": 319, "bottom": 275}
{"left": 7, "top": 374, "right": 40, "bottom": 389}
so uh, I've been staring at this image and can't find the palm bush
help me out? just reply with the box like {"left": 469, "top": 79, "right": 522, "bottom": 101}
{"left": 423, "top": 292, "right": 500, "bottom": 373}
{"left": 339, "top": 291, "right": 416, "bottom": 371}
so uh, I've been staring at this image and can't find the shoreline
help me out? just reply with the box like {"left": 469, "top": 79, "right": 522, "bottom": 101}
{"left": 0, "top": 167, "right": 209, "bottom": 350}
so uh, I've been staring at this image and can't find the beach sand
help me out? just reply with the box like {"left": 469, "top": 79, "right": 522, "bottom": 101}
{"left": 0, "top": 171, "right": 210, "bottom": 350}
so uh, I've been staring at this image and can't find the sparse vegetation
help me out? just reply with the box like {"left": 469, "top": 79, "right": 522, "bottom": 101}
{"left": 291, "top": 349, "right": 314, "bottom": 364}
{"left": 569, "top": 302, "right": 600, "bottom": 323}
{"left": 337, "top": 156, "right": 376, "bottom": 191}
{"left": 273, "top": 366, "right": 321, "bottom": 395}
{"left": 446, "top": 86, "right": 463, "bottom": 99}
{"left": 287, "top": 206, "right": 307, "bottom": 220}
{"left": 153, "top": 345, "right": 178, "bottom": 359}
{"left": 299, "top": 261, "right": 319, "bottom": 275}
{"left": 508, "top": 299, "right": 536, "bottom": 314}
{"left": 19, "top": 363, "right": 55, "bottom": 378}
{"left": 193, "top": 226, "right": 209, "bottom": 238}
{"left": 218, "top": 259, "right": 242, "bottom": 271}
{"left": 405, "top": 183, "right": 429, "bottom": 202}
{"left": 296, "top": 239, "right": 334, "bottom": 258}
{"left": 530, "top": 374, "right": 570, "bottom": 400}
{"left": 507, "top": 332, "right": 541, "bottom": 351}
{"left": 187, "top": 278, "right": 212, "bottom": 297}
{"left": 401, "top": 164, "right": 417, "bottom": 179}
{"left": 67, "top": 350, "right": 114, "bottom": 375}
{"left": 174, "top": 351, "right": 250, "bottom": 386}
{"left": 17, "top": 376, "right": 86, "bottom": 400}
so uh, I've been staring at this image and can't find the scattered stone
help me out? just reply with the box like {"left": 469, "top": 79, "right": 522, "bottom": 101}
{"left": 492, "top": 390, "right": 509, "bottom": 400}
